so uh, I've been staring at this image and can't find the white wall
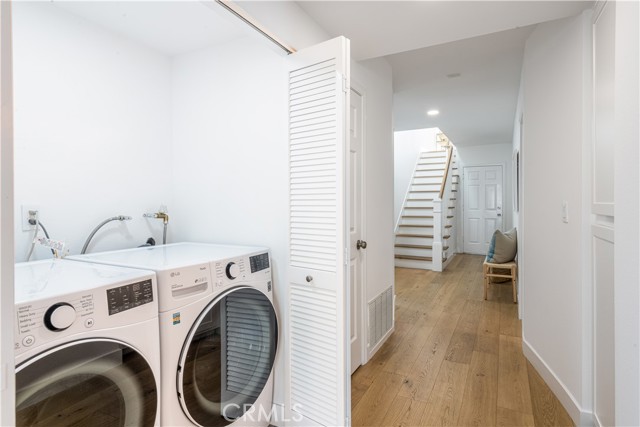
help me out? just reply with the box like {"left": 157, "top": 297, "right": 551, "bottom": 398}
{"left": 170, "top": 35, "right": 290, "bottom": 405}
{"left": 393, "top": 128, "right": 439, "bottom": 221}
{"left": 518, "top": 13, "right": 590, "bottom": 424}
{"left": 12, "top": 2, "right": 173, "bottom": 260}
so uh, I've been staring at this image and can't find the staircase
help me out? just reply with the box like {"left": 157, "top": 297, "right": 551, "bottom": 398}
{"left": 395, "top": 137, "right": 459, "bottom": 271}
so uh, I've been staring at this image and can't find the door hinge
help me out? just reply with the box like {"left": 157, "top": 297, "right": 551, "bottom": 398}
{"left": 342, "top": 76, "right": 348, "bottom": 93}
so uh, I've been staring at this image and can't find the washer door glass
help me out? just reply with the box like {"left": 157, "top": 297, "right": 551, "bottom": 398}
{"left": 16, "top": 339, "right": 158, "bottom": 427}
{"left": 178, "top": 287, "right": 278, "bottom": 427}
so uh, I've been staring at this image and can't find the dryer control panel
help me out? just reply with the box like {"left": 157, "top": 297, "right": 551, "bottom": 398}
{"left": 213, "top": 251, "right": 271, "bottom": 288}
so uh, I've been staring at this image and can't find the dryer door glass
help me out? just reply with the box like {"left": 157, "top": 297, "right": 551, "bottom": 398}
{"left": 179, "top": 287, "right": 278, "bottom": 427}
{"left": 16, "top": 339, "right": 158, "bottom": 427}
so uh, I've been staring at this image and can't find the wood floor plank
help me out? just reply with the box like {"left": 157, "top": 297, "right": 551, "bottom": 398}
{"left": 380, "top": 395, "right": 427, "bottom": 427}
{"left": 497, "top": 406, "right": 535, "bottom": 426}
{"left": 500, "top": 299, "right": 522, "bottom": 337}
{"left": 382, "top": 309, "right": 443, "bottom": 376}
{"left": 352, "top": 371, "right": 405, "bottom": 426}
{"left": 497, "top": 335, "right": 533, "bottom": 414}
{"left": 445, "top": 300, "right": 482, "bottom": 364}
{"left": 527, "top": 361, "right": 575, "bottom": 427}
{"left": 420, "top": 360, "right": 469, "bottom": 426}
{"left": 398, "top": 309, "right": 461, "bottom": 401}
{"left": 457, "top": 351, "right": 499, "bottom": 426}
{"left": 475, "top": 300, "right": 501, "bottom": 355}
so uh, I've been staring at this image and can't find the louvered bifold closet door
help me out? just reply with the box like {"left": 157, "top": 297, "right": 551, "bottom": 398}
{"left": 287, "top": 37, "right": 350, "bottom": 427}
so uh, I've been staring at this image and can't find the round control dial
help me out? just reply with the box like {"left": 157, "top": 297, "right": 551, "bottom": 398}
{"left": 225, "top": 262, "right": 240, "bottom": 280}
{"left": 44, "top": 303, "right": 76, "bottom": 331}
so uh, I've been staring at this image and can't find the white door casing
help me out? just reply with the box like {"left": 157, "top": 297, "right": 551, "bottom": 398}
{"left": 287, "top": 36, "right": 350, "bottom": 427}
{"left": 349, "top": 88, "right": 364, "bottom": 374}
{"left": 0, "top": 2, "right": 16, "bottom": 425}
{"left": 463, "top": 165, "right": 503, "bottom": 255}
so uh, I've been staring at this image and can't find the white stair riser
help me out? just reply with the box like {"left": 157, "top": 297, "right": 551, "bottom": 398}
{"left": 395, "top": 236, "right": 434, "bottom": 245}
{"left": 413, "top": 177, "right": 442, "bottom": 184}
{"left": 397, "top": 226, "right": 434, "bottom": 234}
{"left": 401, "top": 208, "right": 434, "bottom": 216}
{"left": 414, "top": 170, "right": 444, "bottom": 178}
{"left": 405, "top": 200, "right": 435, "bottom": 207}
{"left": 417, "top": 158, "right": 447, "bottom": 165}
{"left": 400, "top": 218, "right": 434, "bottom": 226}
{"left": 410, "top": 184, "right": 440, "bottom": 191}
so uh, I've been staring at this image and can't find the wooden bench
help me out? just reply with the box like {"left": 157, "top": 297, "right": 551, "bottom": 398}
{"left": 483, "top": 260, "right": 517, "bottom": 303}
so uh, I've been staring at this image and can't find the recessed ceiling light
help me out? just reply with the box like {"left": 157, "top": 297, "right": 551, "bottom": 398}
{"left": 427, "top": 109, "right": 440, "bottom": 116}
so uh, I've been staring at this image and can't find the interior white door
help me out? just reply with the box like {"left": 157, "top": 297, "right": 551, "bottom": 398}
{"left": 349, "top": 89, "right": 364, "bottom": 374}
{"left": 287, "top": 36, "right": 350, "bottom": 427}
{"left": 463, "top": 165, "right": 503, "bottom": 254}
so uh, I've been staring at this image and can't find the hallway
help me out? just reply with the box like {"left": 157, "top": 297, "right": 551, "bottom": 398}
{"left": 351, "top": 254, "right": 574, "bottom": 426}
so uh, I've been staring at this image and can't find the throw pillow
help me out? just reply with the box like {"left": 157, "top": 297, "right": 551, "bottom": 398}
{"left": 486, "top": 228, "right": 517, "bottom": 263}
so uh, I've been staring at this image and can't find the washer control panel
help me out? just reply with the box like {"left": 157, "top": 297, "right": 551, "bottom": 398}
{"left": 213, "top": 251, "right": 271, "bottom": 288}
{"left": 14, "top": 276, "right": 157, "bottom": 356}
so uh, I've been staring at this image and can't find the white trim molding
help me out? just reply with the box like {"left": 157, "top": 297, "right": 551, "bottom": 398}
{"left": 522, "top": 337, "right": 595, "bottom": 427}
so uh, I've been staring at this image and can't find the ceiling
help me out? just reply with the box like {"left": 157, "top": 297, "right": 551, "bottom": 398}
{"left": 297, "top": 1, "right": 593, "bottom": 145}
{"left": 50, "top": 1, "right": 594, "bottom": 147}
{"left": 52, "top": 1, "right": 248, "bottom": 56}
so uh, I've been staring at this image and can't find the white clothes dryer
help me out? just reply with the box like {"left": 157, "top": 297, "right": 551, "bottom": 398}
{"left": 14, "top": 259, "right": 160, "bottom": 427}
{"left": 69, "top": 243, "right": 278, "bottom": 427}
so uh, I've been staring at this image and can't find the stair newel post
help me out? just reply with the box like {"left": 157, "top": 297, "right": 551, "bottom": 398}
{"left": 433, "top": 197, "right": 444, "bottom": 272}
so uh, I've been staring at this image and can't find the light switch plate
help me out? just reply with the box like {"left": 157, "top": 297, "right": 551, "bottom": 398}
{"left": 562, "top": 201, "right": 569, "bottom": 223}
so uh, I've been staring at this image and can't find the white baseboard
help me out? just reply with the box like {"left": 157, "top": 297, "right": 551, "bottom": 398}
{"left": 522, "top": 337, "right": 594, "bottom": 426}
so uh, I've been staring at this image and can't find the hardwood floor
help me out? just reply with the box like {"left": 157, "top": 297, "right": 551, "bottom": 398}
{"left": 351, "top": 254, "right": 574, "bottom": 427}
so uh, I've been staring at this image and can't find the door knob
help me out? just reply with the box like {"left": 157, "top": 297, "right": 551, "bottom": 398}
{"left": 356, "top": 240, "right": 367, "bottom": 250}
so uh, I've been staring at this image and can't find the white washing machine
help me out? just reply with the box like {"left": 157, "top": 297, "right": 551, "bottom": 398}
{"left": 14, "top": 259, "right": 160, "bottom": 427}
{"left": 69, "top": 242, "right": 278, "bottom": 427}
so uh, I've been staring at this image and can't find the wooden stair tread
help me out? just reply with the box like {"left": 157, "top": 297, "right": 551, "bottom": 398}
{"left": 404, "top": 206, "right": 433, "bottom": 210}
{"left": 395, "top": 234, "right": 450, "bottom": 239}
{"left": 395, "top": 244, "right": 432, "bottom": 249}
{"left": 398, "top": 224, "right": 433, "bottom": 228}
{"left": 408, "top": 198, "right": 434, "bottom": 202}
{"left": 395, "top": 255, "right": 433, "bottom": 261}
{"left": 402, "top": 215, "right": 434, "bottom": 218}
{"left": 409, "top": 190, "right": 438, "bottom": 193}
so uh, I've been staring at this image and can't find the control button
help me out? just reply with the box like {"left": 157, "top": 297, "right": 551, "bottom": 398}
{"left": 44, "top": 303, "right": 76, "bottom": 331}
{"left": 22, "top": 335, "right": 35, "bottom": 347}
{"left": 225, "top": 262, "right": 240, "bottom": 280}
{"left": 85, "top": 318, "right": 95, "bottom": 328}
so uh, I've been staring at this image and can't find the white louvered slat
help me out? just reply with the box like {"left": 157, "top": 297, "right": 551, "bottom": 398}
{"left": 290, "top": 283, "right": 339, "bottom": 426}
